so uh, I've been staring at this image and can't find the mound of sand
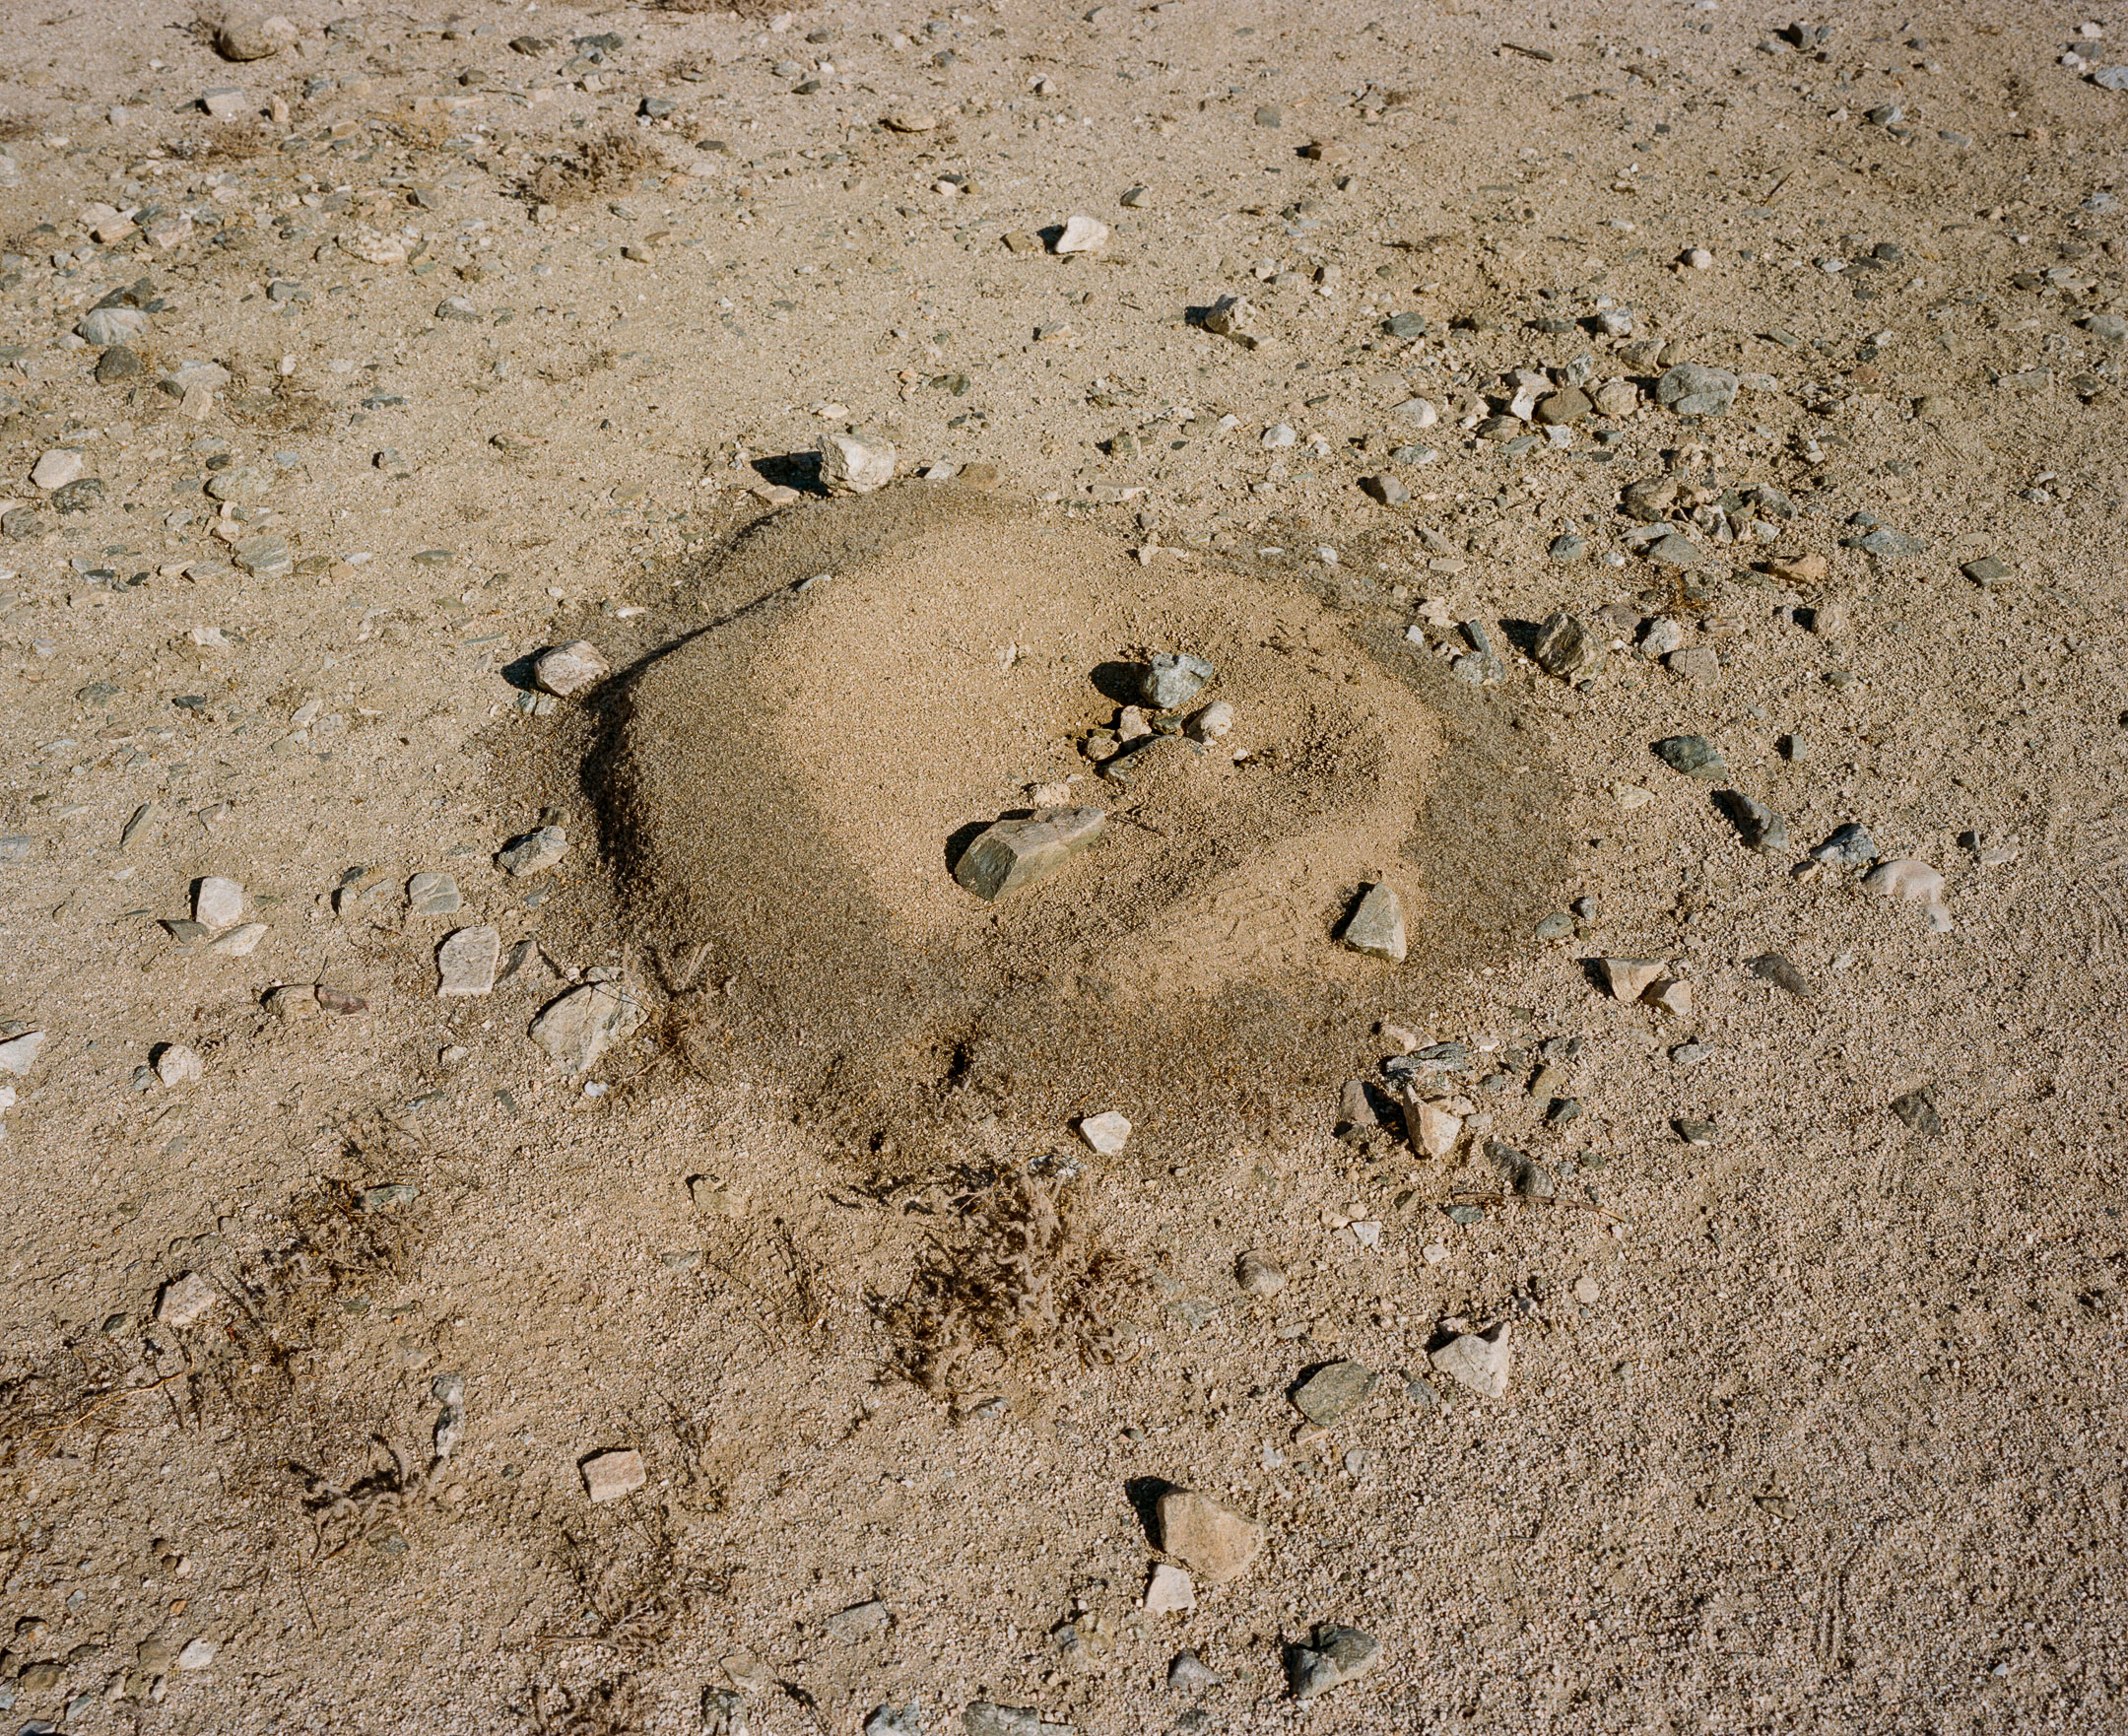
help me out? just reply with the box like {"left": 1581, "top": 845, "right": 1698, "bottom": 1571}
{"left": 605, "top": 491, "right": 1567, "bottom": 1131}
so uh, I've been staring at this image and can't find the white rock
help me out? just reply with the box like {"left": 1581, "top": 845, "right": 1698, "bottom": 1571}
{"left": 1598, "top": 957, "right": 1667, "bottom": 1001}
{"left": 1864, "top": 858, "right": 1951, "bottom": 930}
{"left": 1393, "top": 397, "right": 1439, "bottom": 428}
{"left": 582, "top": 1447, "right": 647, "bottom": 1502}
{"left": 1144, "top": 1563, "right": 1196, "bottom": 1615}
{"left": 155, "top": 1043, "right": 204, "bottom": 1088}
{"left": 437, "top": 926, "right": 501, "bottom": 997}
{"left": 31, "top": 449, "right": 84, "bottom": 490}
{"left": 200, "top": 88, "right": 247, "bottom": 121}
{"left": 1430, "top": 1324, "right": 1511, "bottom": 1398}
{"left": 1402, "top": 1096, "right": 1463, "bottom": 1159}
{"left": 210, "top": 922, "right": 268, "bottom": 957}
{"left": 0, "top": 1030, "right": 44, "bottom": 1077}
{"left": 1261, "top": 422, "right": 1296, "bottom": 448}
{"left": 1054, "top": 213, "right": 1110, "bottom": 254}
{"left": 194, "top": 876, "right": 244, "bottom": 931}
{"left": 157, "top": 1272, "right": 218, "bottom": 1327}
{"left": 1684, "top": 247, "right": 1715, "bottom": 269}
{"left": 336, "top": 224, "right": 407, "bottom": 265}
{"left": 176, "top": 1637, "right": 219, "bottom": 1670}
{"left": 534, "top": 639, "right": 611, "bottom": 698}
{"left": 530, "top": 981, "right": 646, "bottom": 1072}
{"left": 77, "top": 305, "right": 147, "bottom": 345}
{"left": 818, "top": 431, "right": 897, "bottom": 495}
{"left": 1078, "top": 1109, "right": 1131, "bottom": 1155}
{"left": 1188, "top": 700, "right": 1234, "bottom": 741}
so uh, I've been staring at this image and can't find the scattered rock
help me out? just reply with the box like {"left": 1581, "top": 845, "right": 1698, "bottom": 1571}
{"left": 437, "top": 927, "right": 500, "bottom": 997}
{"left": 1666, "top": 644, "right": 1720, "bottom": 685}
{"left": 1288, "top": 1624, "right": 1382, "bottom": 1701}
{"left": 530, "top": 982, "right": 647, "bottom": 1072}
{"left": 176, "top": 1636, "right": 220, "bottom": 1670}
{"left": 955, "top": 806, "right": 1106, "bottom": 900}
{"left": 1532, "top": 611, "right": 1603, "bottom": 678}
{"left": 0, "top": 1029, "right": 46, "bottom": 1076}
{"left": 1430, "top": 1323, "right": 1510, "bottom": 1397}
{"left": 1962, "top": 555, "right": 2011, "bottom": 586}
{"left": 496, "top": 826, "right": 568, "bottom": 877}
{"left": 1292, "top": 1360, "right": 1377, "bottom": 1426}
{"left": 534, "top": 640, "right": 611, "bottom": 698}
{"left": 154, "top": 1042, "right": 203, "bottom": 1088}
{"left": 865, "top": 1706, "right": 923, "bottom": 1736}
{"left": 1053, "top": 214, "right": 1110, "bottom": 254}
{"left": 1656, "top": 363, "right": 1739, "bottom": 418}
{"left": 1890, "top": 1086, "right": 1944, "bottom": 1136}
{"left": 1360, "top": 474, "right": 1410, "bottom": 505}
{"left": 964, "top": 1704, "right": 1053, "bottom": 1736}
{"left": 32, "top": 449, "right": 85, "bottom": 491}
{"left": 1598, "top": 957, "right": 1667, "bottom": 1001}
{"left": 1340, "top": 883, "right": 1407, "bottom": 962}
{"left": 1187, "top": 700, "right": 1234, "bottom": 741}
{"left": 580, "top": 1448, "right": 647, "bottom": 1502}
{"left": 1748, "top": 952, "right": 1812, "bottom": 998}
{"left": 1139, "top": 651, "right": 1214, "bottom": 709}
{"left": 157, "top": 1272, "right": 218, "bottom": 1327}
{"left": 1143, "top": 1563, "right": 1195, "bottom": 1615}
{"left": 194, "top": 876, "right": 244, "bottom": 931}
{"left": 1653, "top": 735, "right": 1726, "bottom": 780}
{"left": 1155, "top": 1487, "right": 1262, "bottom": 1583}
{"left": 1234, "top": 1249, "right": 1286, "bottom": 1296}
{"left": 216, "top": 13, "right": 298, "bottom": 60}
{"left": 1811, "top": 823, "right": 1879, "bottom": 868}
{"left": 77, "top": 306, "right": 148, "bottom": 347}
{"left": 819, "top": 431, "right": 897, "bottom": 494}
{"left": 1078, "top": 1108, "right": 1131, "bottom": 1154}
{"left": 825, "top": 1599, "right": 891, "bottom": 1641}
{"left": 1167, "top": 1651, "right": 1224, "bottom": 1691}
{"left": 1864, "top": 858, "right": 1951, "bottom": 929}
{"left": 407, "top": 871, "right": 462, "bottom": 915}
{"left": 1715, "top": 790, "right": 1789, "bottom": 852}
{"left": 1402, "top": 1096, "right": 1462, "bottom": 1158}
{"left": 315, "top": 983, "right": 368, "bottom": 1015}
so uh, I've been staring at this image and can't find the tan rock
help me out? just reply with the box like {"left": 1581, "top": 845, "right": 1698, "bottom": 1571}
{"left": 581, "top": 1448, "right": 647, "bottom": 1502}
{"left": 1430, "top": 1324, "right": 1511, "bottom": 1398}
{"left": 1156, "top": 1488, "right": 1262, "bottom": 1583}
{"left": 1599, "top": 957, "right": 1667, "bottom": 1001}
{"left": 1402, "top": 1096, "right": 1463, "bottom": 1159}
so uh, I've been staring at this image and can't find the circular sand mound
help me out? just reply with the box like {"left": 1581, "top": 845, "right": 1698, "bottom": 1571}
{"left": 607, "top": 491, "right": 1566, "bottom": 1128}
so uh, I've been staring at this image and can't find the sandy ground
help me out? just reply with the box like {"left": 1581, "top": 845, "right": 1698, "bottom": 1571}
{"left": 2, "top": 0, "right": 2127, "bottom": 1731}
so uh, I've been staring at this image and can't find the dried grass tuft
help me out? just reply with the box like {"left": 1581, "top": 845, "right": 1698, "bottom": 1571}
{"left": 521, "top": 130, "right": 665, "bottom": 206}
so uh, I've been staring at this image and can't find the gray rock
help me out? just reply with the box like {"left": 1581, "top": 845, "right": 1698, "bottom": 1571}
{"left": 1748, "top": 952, "right": 1811, "bottom": 999}
{"left": 1646, "top": 532, "right": 1701, "bottom": 568}
{"left": 96, "top": 346, "right": 143, "bottom": 383}
{"left": 1653, "top": 735, "right": 1726, "bottom": 780}
{"left": 1844, "top": 525, "right": 1924, "bottom": 557}
{"left": 437, "top": 926, "right": 500, "bottom": 997}
{"left": 1962, "top": 555, "right": 2010, "bottom": 585}
{"left": 1548, "top": 533, "right": 1587, "bottom": 563}
{"left": 1531, "top": 611, "right": 1602, "bottom": 678}
{"left": 825, "top": 1599, "right": 891, "bottom": 1641}
{"left": 530, "top": 981, "right": 647, "bottom": 1072}
{"left": 1655, "top": 363, "right": 1739, "bottom": 418}
{"left": 864, "top": 1705, "right": 922, "bottom": 1736}
{"left": 2094, "top": 65, "right": 2128, "bottom": 91}
{"left": 0, "top": 1029, "right": 46, "bottom": 1076}
{"left": 819, "top": 431, "right": 897, "bottom": 494}
{"left": 1890, "top": 1086, "right": 1943, "bottom": 1136}
{"left": 407, "top": 871, "right": 461, "bottom": 914}
{"left": 77, "top": 306, "right": 149, "bottom": 347}
{"left": 702, "top": 1688, "right": 750, "bottom": 1736}
{"left": 1235, "top": 1249, "right": 1287, "bottom": 1296}
{"left": 497, "top": 826, "right": 567, "bottom": 876}
{"left": 1360, "top": 474, "right": 1409, "bottom": 505}
{"left": 1638, "top": 617, "right": 1684, "bottom": 658}
{"left": 1340, "top": 883, "right": 1406, "bottom": 963}
{"left": 1292, "top": 1360, "right": 1376, "bottom": 1426}
{"left": 2083, "top": 313, "right": 2127, "bottom": 345}
{"left": 1383, "top": 311, "right": 1428, "bottom": 340}
{"left": 1811, "top": 823, "right": 1879, "bottom": 868}
{"left": 1666, "top": 645, "right": 1719, "bottom": 685}
{"left": 954, "top": 806, "right": 1105, "bottom": 900}
{"left": 206, "top": 465, "right": 271, "bottom": 502}
{"left": 1166, "top": 1651, "right": 1224, "bottom": 1692}
{"left": 533, "top": 640, "right": 610, "bottom": 698}
{"left": 1288, "top": 1624, "right": 1382, "bottom": 1701}
{"left": 964, "top": 1705, "right": 1055, "bottom": 1736}
{"left": 233, "top": 533, "right": 292, "bottom": 576}
{"left": 1139, "top": 651, "right": 1215, "bottom": 710}
{"left": 1715, "top": 790, "right": 1788, "bottom": 852}
{"left": 0, "top": 835, "right": 30, "bottom": 862}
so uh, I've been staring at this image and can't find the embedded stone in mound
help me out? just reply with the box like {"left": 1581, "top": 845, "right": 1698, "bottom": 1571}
{"left": 1340, "top": 883, "right": 1407, "bottom": 962}
{"left": 1139, "top": 650, "right": 1214, "bottom": 710}
{"left": 953, "top": 806, "right": 1106, "bottom": 901}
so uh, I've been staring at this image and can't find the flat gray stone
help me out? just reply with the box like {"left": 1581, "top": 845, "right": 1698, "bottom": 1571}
{"left": 1653, "top": 735, "right": 1726, "bottom": 780}
{"left": 1655, "top": 362, "right": 1739, "bottom": 418}
{"left": 407, "top": 871, "right": 461, "bottom": 914}
{"left": 530, "top": 981, "right": 646, "bottom": 1071}
{"left": 1811, "top": 823, "right": 1879, "bottom": 868}
{"left": 1532, "top": 611, "right": 1601, "bottom": 678}
{"left": 496, "top": 826, "right": 567, "bottom": 876}
{"left": 1340, "top": 883, "right": 1406, "bottom": 962}
{"left": 964, "top": 1704, "right": 1057, "bottom": 1736}
{"left": 233, "top": 533, "right": 292, "bottom": 575}
{"left": 954, "top": 806, "right": 1105, "bottom": 901}
{"left": 1292, "top": 1360, "right": 1377, "bottom": 1426}
{"left": 0, "top": 1029, "right": 46, "bottom": 1076}
{"left": 437, "top": 926, "right": 500, "bottom": 996}
{"left": 1715, "top": 790, "right": 1788, "bottom": 853}
{"left": 1646, "top": 531, "right": 1702, "bottom": 568}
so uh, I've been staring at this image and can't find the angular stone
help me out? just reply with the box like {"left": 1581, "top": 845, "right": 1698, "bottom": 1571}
{"left": 210, "top": 921, "right": 267, "bottom": 958}
{"left": 496, "top": 826, "right": 567, "bottom": 876}
{"left": 407, "top": 871, "right": 461, "bottom": 914}
{"left": 1644, "top": 977, "right": 1692, "bottom": 1016}
{"left": 1599, "top": 958, "right": 1667, "bottom": 1001}
{"left": 216, "top": 12, "right": 297, "bottom": 59}
{"left": 1653, "top": 735, "right": 1726, "bottom": 780}
{"left": 206, "top": 465, "right": 271, "bottom": 503}
{"left": 77, "top": 305, "right": 149, "bottom": 347}
{"left": 1430, "top": 1324, "right": 1510, "bottom": 1397}
{"left": 32, "top": 449, "right": 84, "bottom": 490}
{"left": 1646, "top": 531, "right": 1702, "bottom": 568}
{"left": 1078, "top": 1108, "right": 1131, "bottom": 1154}
{"left": 1156, "top": 1488, "right": 1262, "bottom": 1584}
{"left": 158, "top": 1271, "right": 218, "bottom": 1327}
{"left": 194, "top": 876, "right": 243, "bottom": 931}
{"left": 97, "top": 345, "right": 143, "bottom": 383}
{"left": 1402, "top": 1096, "right": 1462, "bottom": 1159}
{"left": 1962, "top": 555, "right": 2010, "bottom": 586}
{"left": 1533, "top": 386, "right": 1592, "bottom": 425}
{"left": 1143, "top": 1563, "right": 1195, "bottom": 1616}
{"left": 1289, "top": 1624, "right": 1382, "bottom": 1701}
{"left": 818, "top": 431, "right": 896, "bottom": 494}
{"left": 1748, "top": 952, "right": 1812, "bottom": 998}
{"left": 580, "top": 1447, "right": 646, "bottom": 1502}
{"left": 1139, "top": 651, "right": 1215, "bottom": 710}
{"left": 233, "top": 534, "right": 292, "bottom": 576}
{"left": 1811, "top": 823, "right": 1879, "bottom": 868}
{"left": 1715, "top": 790, "right": 1788, "bottom": 852}
{"left": 1655, "top": 362, "right": 1739, "bottom": 418}
{"left": 1168, "top": 1651, "right": 1224, "bottom": 1691}
{"left": 1292, "top": 1360, "right": 1377, "bottom": 1426}
{"left": 0, "top": 1029, "right": 45, "bottom": 1076}
{"left": 1203, "top": 295, "right": 1257, "bottom": 338}
{"left": 954, "top": 806, "right": 1105, "bottom": 900}
{"left": 1666, "top": 644, "right": 1719, "bottom": 685}
{"left": 1891, "top": 1086, "right": 1944, "bottom": 1136}
{"left": 437, "top": 926, "right": 500, "bottom": 997}
{"left": 1864, "top": 857, "right": 1951, "bottom": 929}
{"left": 1360, "top": 473, "right": 1409, "bottom": 505}
{"left": 531, "top": 981, "right": 647, "bottom": 1072}
{"left": 1592, "top": 376, "right": 1639, "bottom": 417}
{"left": 1532, "top": 611, "right": 1601, "bottom": 678}
{"left": 1340, "top": 883, "right": 1406, "bottom": 962}
{"left": 1054, "top": 213, "right": 1109, "bottom": 254}
{"left": 534, "top": 639, "right": 610, "bottom": 698}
